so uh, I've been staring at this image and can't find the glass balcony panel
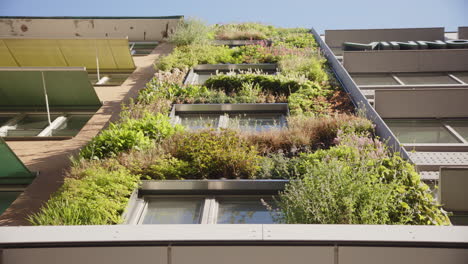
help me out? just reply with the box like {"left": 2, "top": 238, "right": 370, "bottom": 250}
{"left": 51, "top": 114, "right": 93, "bottom": 137}
{"left": 451, "top": 72, "right": 468, "bottom": 84}
{"left": 395, "top": 73, "right": 458, "bottom": 85}
{"left": 385, "top": 119, "right": 460, "bottom": 144}
{"left": 7, "top": 114, "right": 59, "bottom": 137}
{"left": 217, "top": 197, "right": 276, "bottom": 224}
{"left": 445, "top": 120, "right": 468, "bottom": 141}
{"left": 142, "top": 198, "right": 204, "bottom": 224}
{"left": 0, "top": 115, "right": 14, "bottom": 126}
{"left": 350, "top": 73, "right": 398, "bottom": 86}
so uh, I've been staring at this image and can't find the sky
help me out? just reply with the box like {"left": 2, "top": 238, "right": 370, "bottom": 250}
{"left": 1, "top": 0, "right": 467, "bottom": 33}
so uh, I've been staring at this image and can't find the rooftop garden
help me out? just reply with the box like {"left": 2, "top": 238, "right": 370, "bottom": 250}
{"left": 29, "top": 20, "right": 450, "bottom": 226}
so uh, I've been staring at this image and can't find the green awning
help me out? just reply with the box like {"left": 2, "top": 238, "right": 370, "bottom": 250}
{"left": 0, "top": 38, "right": 135, "bottom": 73}
{"left": 0, "top": 138, "right": 35, "bottom": 184}
{"left": 0, "top": 67, "right": 102, "bottom": 111}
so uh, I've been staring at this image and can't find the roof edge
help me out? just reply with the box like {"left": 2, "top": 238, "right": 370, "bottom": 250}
{"left": 0, "top": 16, "right": 184, "bottom": 20}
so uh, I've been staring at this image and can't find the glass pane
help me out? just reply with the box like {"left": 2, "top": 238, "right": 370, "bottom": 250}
{"left": 142, "top": 198, "right": 203, "bottom": 224}
{"left": 217, "top": 197, "right": 276, "bottom": 224}
{"left": 229, "top": 113, "right": 284, "bottom": 131}
{"left": 51, "top": 114, "right": 92, "bottom": 137}
{"left": 0, "top": 191, "right": 21, "bottom": 215}
{"left": 451, "top": 72, "right": 468, "bottom": 84}
{"left": 0, "top": 115, "right": 14, "bottom": 126}
{"left": 396, "top": 73, "right": 458, "bottom": 85}
{"left": 178, "top": 114, "right": 219, "bottom": 130}
{"left": 7, "top": 114, "right": 59, "bottom": 137}
{"left": 445, "top": 120, "right": 468, "bottom": 141}
{"left": 385, "top": 119, "right": 460, "bottom": 144}
{"left": 195, "top": 72, "right": 215, "bottom": 85}
{"left": 350, "top": 73, "right": 398, "bottom": 86}
{"left": 450, "top": 214, "right": 468, "bottom": 226}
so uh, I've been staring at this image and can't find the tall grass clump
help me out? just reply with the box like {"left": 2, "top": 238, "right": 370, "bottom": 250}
{"left": 169, "top": 18, "right": 212, "bottom": 46}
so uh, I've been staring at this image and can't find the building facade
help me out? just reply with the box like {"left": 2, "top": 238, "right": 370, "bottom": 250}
{"left": 0, "top": 17, "right": 467, "bottom": 263}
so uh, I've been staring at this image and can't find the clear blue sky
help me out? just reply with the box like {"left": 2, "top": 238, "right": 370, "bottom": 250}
{"left": 1, "top": 0, "right": 467, "bottom": 32}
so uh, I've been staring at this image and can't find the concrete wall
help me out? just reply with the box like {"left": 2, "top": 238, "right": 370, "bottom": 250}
{"left": 344, "top": 49, "right": 468, "bottom": 73}
{"left": 375, "top": 89, "right": 468, "bottom": 118}
{"left": 439, "top": 167, "right": 468, "bottom": 211}
{"left": 325, "top": 28, "right": 444, "bottom": 49}
{"left": 459, "top": 27, "right": 468, "bottom": 39}
{"left": 3, "top": 246, "right": 468, "bottom": 264}
{"left": 0, "top": 17, "right": 183, "bottom": 41}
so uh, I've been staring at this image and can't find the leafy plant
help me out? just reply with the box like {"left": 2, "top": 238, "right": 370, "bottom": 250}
{"left": 29, "top": 162, "right": 140, "bottom": 225}
{"left": 80, "top": 113, "right": 183, "bottom": 160}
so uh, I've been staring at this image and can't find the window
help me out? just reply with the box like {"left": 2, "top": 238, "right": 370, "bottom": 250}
{"left": 0, "top": 113, "right": 93, "bottom": 138}
{"left": 124, "top": 180, "right": 286, "bottom": 225}
{"left": 172, "top": 104, "right": 288, "bottom": 131}
{"left": 135, "top": 196, "right": 277, "bottom": 225}
{"left": 385, "top": 119, "right": 468, "bottom": 144}
{"left": 350, "top": 73, "right": 399, "bottom": 86}
{"left": 184, "top": 64, "right": 277, "bottom": 85}
{"left": 395, "top": 73, "right": 459, "bottom": 85}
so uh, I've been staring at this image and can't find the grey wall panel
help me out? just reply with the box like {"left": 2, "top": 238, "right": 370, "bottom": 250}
{"left": 325, "top": 28, "right": 444, "bottom": 49}
{"left": 172, "top": 246, "right": 334, "bottom": 264}
{"left": 439, "top": 167, "right": 468, "bottom": 211}
{"left": 344, "top": 50, "right": 468, "bottom": 73}
{"left": 460, "top": 27, "right": 468, "bottom": 39}
{"left": 0, "top": 17, "right": 182, "bottom": 41}
{"left": 2, "top": 247, "right": 167, "bottom": 264}
{"left": 339, "top": 247, "right": 468, "bottom": 264}
{"left": 374, "top": 89, "right": 468, "bottom": 118}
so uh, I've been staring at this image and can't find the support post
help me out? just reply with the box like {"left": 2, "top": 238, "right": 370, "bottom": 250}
{"left": 41, "top": 71, "right": 52, "bottom": 125}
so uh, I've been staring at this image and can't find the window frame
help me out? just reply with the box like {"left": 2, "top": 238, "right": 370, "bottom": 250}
{"left": 124, "top": 180, "right": 287, "bottom": 225}
{"left": 170, "top": 103, "right": 289, "bottom": 131}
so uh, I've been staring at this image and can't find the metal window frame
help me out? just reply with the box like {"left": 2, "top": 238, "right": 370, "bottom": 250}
{"left": 0, "top": 111, "right": 94, "bottom": 139}
{"left": 170, "top": 103, "right": 289, "bottom": 131}
{"left": 183, "top": 64, "right": 278, "bottom": 85}
{"left": 124, "top": 180, "right": 288, "bottom": 225}
{"left": 357, "top": 72, "right": 468, "bottom": 89}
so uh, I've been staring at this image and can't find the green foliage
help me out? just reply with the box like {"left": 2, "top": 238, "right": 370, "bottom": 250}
{"left": 205, "top": 73, "right": 316, "bottom": 96}
{"left": 166, "top": 130, "right": 262, "bottom": 179}
{"left": 80, "top": 113, "right": 183, "bottom": 160}
{"left": 169, "top": 18, "right": 212, "bottom": 46}
{"left": 274, "top": 135, "right": 450, "bottom": 225}
{"left": 155, "top": 44, "right": 241, "bottom": 71}
{"left": 214, "top": 23, "right": 274, "bottom": 40}
{"left": 273, "top": 33, "right": 316, "bottom": 48}
{"left": 278, "top": 55, "right": 329, "bottom": 83}
{"left": 29, "top": 163, "right": 140, "bottom": 225}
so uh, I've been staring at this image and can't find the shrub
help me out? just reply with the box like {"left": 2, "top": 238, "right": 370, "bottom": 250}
{"left": 80, "top": 113, "right": 182, "bottom": 160}
{"left": 214, "top": 23, "right": 273, "bottom": 40}
{"left": 165, "top": 130, "right": 262, "bottom": 179}
{"left": 204, "top": 73, "right": 316, "bottom": 96}
{"left": 29, "top": 162, "right": 139, "bottom": 225}
{"left": 274, "top": 135, "right": 450, "bottom": 225}
{"left": 155, "top": 44, "right": 241, "bottom": 71}
{"left": 278, "top": 55, "right": 328, "bottom": 83}
{"left": 273, "top": 33, "right": 316, "bottom": 48}
{"left": 243, "top": 114, "right": 374, "bottom": 155}
{"left": 169, "top": 18, "right": 212, "bottom": 46}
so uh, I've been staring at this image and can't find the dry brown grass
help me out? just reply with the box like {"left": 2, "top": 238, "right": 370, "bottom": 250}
{"left": 241, "top": 114, "right": 373, "bottom": 155}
